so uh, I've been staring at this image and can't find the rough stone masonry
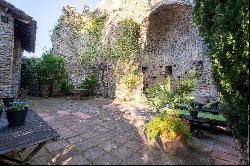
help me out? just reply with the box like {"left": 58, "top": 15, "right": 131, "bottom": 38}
{"left": 52, "top": 0, "right": 217, "bottom": 102}
{"left": 0, "top": 0, "right": 37, "bottom": 98}
{"left": 0, "top": 6, "right": 15, "bottom": 98}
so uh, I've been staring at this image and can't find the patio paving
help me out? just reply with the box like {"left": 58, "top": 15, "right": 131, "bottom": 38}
{"left": 2, "top": 97, "right": 241, "bottom": 165}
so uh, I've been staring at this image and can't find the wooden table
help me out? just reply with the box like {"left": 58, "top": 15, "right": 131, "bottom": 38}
{"left": 0, "top": 110, "right": 59, "bottom": 164}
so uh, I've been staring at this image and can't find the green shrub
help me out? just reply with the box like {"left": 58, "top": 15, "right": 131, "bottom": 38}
{"left": 193, "top": 0, "right": 249, "bottom": 142}
{"left": 202, "top": 98, "right": 221, "bottom": 110}
{"left": 61, "top": 81, "right": 75, "bottom": 95}
{"left": 144, "top": 76, "right": 195, "bottom": 111}
{"left": 21, "top": 57, "right": 40, "bottom": 88}
{"left": 144, "top": 109, "right": 192, "bottom": 144}
{"left": 80, "top": 74, "right": 98, "bottom": 95}
{"left": 37, "top": 51, "right": 68, "bottom": 84}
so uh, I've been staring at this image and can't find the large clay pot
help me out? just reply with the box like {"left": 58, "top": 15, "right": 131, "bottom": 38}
{"left": 160, "top": 131, "right": 188, "bottom": 156}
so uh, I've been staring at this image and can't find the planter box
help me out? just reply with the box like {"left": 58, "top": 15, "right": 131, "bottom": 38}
{"left": 5, "top": 109, "right": 28, "bottom": 127}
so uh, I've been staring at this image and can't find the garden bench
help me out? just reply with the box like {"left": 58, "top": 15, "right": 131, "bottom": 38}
{"left": 0, "top": 110, "right": 59, "bottom": 165}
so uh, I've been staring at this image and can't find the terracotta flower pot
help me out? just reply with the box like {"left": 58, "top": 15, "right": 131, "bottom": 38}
{"left": 160, "top": 131, "right": 188, "bottom": 156}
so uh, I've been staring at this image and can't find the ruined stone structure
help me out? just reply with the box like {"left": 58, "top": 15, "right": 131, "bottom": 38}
{"left": 52, "top": 0, "right": 217, "bottom": 102}
{"left": 0, "top": 0, "right": 37, "bottom": 98}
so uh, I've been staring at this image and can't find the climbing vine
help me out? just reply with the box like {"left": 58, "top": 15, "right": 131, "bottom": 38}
{"left": 121, "top": 69, "right": 143, "bottom": 91}
{"left": 106, "top": 19, "right": 141, "bottom": 61}
{"left": 52, "top": 6, "right": 142, "bottom": 94}
{"left": 83, "top": 14, "right": 107, "bottom": 64}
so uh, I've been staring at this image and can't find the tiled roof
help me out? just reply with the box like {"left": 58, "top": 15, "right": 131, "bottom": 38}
{"left": 0, "top": 0, "right": 37, "bottom": 53}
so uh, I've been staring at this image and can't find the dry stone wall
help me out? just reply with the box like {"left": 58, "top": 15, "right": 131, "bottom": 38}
{"left": 11, "top": 38, "right": 22, "bottom": 97}
{"left": 51, "top": 7, "right": 89, "bottom": 88}
{"left": 139, "top": 3, "right": 217, "bottom": 101}
{"left": 0, "top": 6, "right": 14, "bottom": 98}
{"left": 0, "top": 7, "right": 23, "bottom": 98}
{"left": 52, "top": 0, "right": 217, "bottom": 102}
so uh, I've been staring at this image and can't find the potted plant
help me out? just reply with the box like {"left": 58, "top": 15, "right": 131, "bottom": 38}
{"left": 5, "top": 102, "right": 29, "bottom": 127}
{"left": 2, "top": 92, "right": 15, "bottom": 107}
{"left": 0, "top": 103, "right": 4, "bottom": 118}
{"left": 144, "top": 109, "right": 193, "bottom": 155}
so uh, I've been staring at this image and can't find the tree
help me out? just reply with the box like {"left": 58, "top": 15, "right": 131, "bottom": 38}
{"left": 37, "top": 51, "right": 68, "bottom": 96}
{"left": 193, "top": 0, "right": 249, "bottom": 163}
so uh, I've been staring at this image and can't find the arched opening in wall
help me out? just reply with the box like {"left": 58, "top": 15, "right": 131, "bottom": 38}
{"left": 140, "top": 4, "right": 195, "bottom": 90}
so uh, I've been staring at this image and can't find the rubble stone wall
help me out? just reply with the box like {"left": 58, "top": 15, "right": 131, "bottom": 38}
{"left": 12, "top": 38, "right": 22, "bottom": 97}
{"left": 0, "top": 6, "right": 14, "bottom": 98}
{"left": 52, "top": 0, "right": 217, "bottom": 102}
{"left": 139, "top": 3, "right": 217, "bottom": 101}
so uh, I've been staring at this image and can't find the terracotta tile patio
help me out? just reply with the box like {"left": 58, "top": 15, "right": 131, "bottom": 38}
{"left": 2, "top": 97, "right": 241, "bottom": 165}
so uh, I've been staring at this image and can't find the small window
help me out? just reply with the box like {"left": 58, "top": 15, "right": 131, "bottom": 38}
{"left": 1, "top": 15, "right": 8, "bottom": 23}
{"left": 165, "top": 66, "right": 172, "bottom": 75}
{"left": 142, "top": 67, "right": 147, "bottom": 73}
{"left": 196, "top": 61, "right": 203, "bottom": 68}
{"left": 196, "top": 61, "right": 203, "bottom": 77}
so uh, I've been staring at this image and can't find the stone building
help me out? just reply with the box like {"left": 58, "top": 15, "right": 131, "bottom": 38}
{"left": 0, "top": 0, "right": 37, "bottom": 98}
{"left": 52, "top": 0, "right": 217, "bottom": 102}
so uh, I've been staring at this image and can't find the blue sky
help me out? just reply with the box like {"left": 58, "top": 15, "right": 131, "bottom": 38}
{"left": 7, "top": 0, "right": 101, "bottom": 57}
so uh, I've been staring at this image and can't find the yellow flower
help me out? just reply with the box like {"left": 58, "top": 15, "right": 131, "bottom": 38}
{"left": 89, "top": 20, "right": 96, "bottom": 27}
{"left": 169, "top": 131, "right": 177, "bottom": 139}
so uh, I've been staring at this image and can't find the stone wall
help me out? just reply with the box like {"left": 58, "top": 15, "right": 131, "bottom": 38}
{"left": 0, "top": 6, "right": 14, "bottom": 98}
{"left": 51, "top": 5, "right": 93, "bottom": 88}
{"left": 39, "top": 82, "right": 62, "bottom": 97}
{"left": 52, "top": 0, "right": 217, "bottom": 102}
{"left": 11, "top": 38, "right": 22, "bottom": 97}
{"left": 139, "top": 3, "right": 217, "bottom": 101}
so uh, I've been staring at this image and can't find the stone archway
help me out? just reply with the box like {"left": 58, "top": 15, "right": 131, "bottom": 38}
{"left": 139, "top": 3, "right": 217, "bottom": 100}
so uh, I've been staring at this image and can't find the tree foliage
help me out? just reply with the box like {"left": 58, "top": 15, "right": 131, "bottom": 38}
{"left": 21, "top": 57, "right": 40, "bottom": 88}
{"left": 80, "top": 74, "right": 98, "bottom": 96}
{"left": 193, "top": 0, "right": 249, "bottom": 140}
{"left": 37, "top": 51, "right": 68, "bottom": 84}
{"left": 21, "top": 51, "right": 70, "bottom": 96}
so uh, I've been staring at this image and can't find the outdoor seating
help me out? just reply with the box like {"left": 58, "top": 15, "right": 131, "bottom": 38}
{"left": 178, "top": 103, "right": 229, "bottom": 138}
{"left": 0, "top": 110, "right": 59, "bottom": 165}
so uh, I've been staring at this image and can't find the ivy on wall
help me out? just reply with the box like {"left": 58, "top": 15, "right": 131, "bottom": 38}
{"left": 52, "top": 6, "right": 142, "bottom": 94}
{"left": 84, "top": 14, "right": 107, "bottom": 64}
{"left": 106, "top": 19, "right": 141, "bottom": 61}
